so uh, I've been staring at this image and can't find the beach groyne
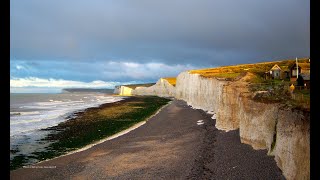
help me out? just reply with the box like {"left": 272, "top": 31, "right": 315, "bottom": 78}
{"left": 135, "top": 71, "right": 309, "bottom": 180}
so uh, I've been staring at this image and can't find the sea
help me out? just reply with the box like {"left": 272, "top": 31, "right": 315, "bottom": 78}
{"left": 10, "top": 92, "right": 125, "bottom": 162}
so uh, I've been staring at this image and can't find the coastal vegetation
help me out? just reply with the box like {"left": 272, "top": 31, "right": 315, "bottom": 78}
{"left": 10, "top": 96, "right": 171, "bottom": 170}
{"left": 189, "top": 58, "right": 310, "bottom": 110}
{"left": 248, "top": 78, "right": 310, "bottom": 110}
{"left": 189, "top": 58, "right": 309, "bottom": 81}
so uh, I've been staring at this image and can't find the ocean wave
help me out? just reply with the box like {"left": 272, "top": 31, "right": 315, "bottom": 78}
{"left": 11, "top": 118, "right": 49, "bottom": 125}
{"left": 10, "top": 111, "right": 65, "bottom": 125}
{"left": 10, "top": 111, "right": 40, "bottom": 116}
{"left": 35, "top": 100, "right": 84, "bottom": 106}
{"left": 10, "top": 95, "right": 125, "bottom": 137}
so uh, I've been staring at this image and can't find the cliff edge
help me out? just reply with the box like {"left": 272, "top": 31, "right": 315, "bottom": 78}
{"left": 175, "top": 71, "right": 309, "bottom": 180}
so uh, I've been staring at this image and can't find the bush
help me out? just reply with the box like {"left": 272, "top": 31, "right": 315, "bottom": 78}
{"left": 297, "top": 75, "right": 304, "bottom": 87}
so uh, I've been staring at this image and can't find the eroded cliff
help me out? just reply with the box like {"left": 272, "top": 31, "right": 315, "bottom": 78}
{"left": 132, "top": 78, "right": 176, "bottom": 97}
{"left": 175, "top": 71, "right": 310, "bottom": 180}
{"left": 130, "top": 70, "right": 309, "bottom": 179}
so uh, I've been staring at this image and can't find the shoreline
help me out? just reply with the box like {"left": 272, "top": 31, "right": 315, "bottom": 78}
{"left": 10, "top": 96, "right": 171, "bottom": 170}
{"left": 11, "top": 99, "right": 284, "bottom": 179}
{"left": 33, "top": 99, "right": 172, "bottom": 165}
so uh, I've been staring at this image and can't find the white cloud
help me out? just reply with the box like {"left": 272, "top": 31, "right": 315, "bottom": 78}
{"left": 10, "top": 77, "right": 124, "bottom": 89}
{"left": 16, "top": 65, "right": 24, "bottom": 70}
{"left": 102, "top": 61, "right": 197, "bottom": 80}
{"left": 10, "top": 87, "right": 62, "bottom": 93}
{"left": 123, "top": 62, "right": 140, "bottom": 68}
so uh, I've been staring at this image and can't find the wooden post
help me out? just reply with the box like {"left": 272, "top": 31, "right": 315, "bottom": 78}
{"left": 296, "top": 57, "right": 299, "bottom": 78}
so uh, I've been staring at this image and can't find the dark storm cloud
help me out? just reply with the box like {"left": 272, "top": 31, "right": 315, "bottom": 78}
{"left": 10, "top": 0, "right": 309, "bottom": 66}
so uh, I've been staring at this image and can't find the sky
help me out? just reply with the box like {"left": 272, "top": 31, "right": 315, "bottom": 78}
{"left": 10, "top": 0, "right": 310, "bottom": 93}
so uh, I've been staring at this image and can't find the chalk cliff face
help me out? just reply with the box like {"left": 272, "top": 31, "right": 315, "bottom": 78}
{"left": 273, "top": 109, "right": 310, "bottom": 179}
{"left": 174, "top": 71, "right": 310, "bottom": 180}
{"left": 175, "top": 71, "right": 245, "bottom": 131}
{"left": 175, "top": 72, "right": 224, "bottom": 112}
{"left": 131, "top": 70, "right": 309, "bottom": 179}
{"left": 132, "top": 78, "right": 175, "bottom": 97}
{"left": 114, "top": 86, "right": 133, "bottom": 96}
{"left": 113, "top": 86, "right": 120, "bottom": 94}
{"left": 238, "top": 94, "right": 310, "bottom": 179}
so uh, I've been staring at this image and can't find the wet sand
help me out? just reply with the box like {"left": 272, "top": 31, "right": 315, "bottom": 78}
{"left": 11, "top": 99, "right": 285, "bottom": 179}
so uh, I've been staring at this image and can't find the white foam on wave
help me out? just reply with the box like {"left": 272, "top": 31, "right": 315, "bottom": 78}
{"left": 10, "top": 111, "right": 40, "bottom": 116}
{"left": 10, "top": 110, "right": 69, "bottom": 136}
{"left": 10, "top": 111, "right": 62, "bottom": 126}
{"left": 34, "top": 100, "right": 84, "bottom": 107}
{"left": 10, "top": 95, "right": 125, "bottom": 137}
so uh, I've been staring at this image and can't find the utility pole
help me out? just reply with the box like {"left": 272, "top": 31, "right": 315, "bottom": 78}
{"left": 296, "top": 57, "right": 298, "bottom": 78}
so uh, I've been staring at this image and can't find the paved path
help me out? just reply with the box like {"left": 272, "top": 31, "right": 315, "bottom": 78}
{"left": 11, "top": 100, "right": 285, "bottom": 180}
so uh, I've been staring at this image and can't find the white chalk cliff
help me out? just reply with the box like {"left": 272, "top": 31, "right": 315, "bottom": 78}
{"left": 132, "top": 78, "right": 175, "bottom": 97}
{"left": 176, "top": 71, "right": 309, "bottom": 180}
{"left": 132, "top": 71, "right": 310, "bottom": 180}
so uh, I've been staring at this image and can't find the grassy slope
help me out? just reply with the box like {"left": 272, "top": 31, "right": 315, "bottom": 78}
{"left": 189, "top": 58, "right": 309, "bottom": 81}
{"left": 162, "top": 77, "right": 177, "bottom": 86}
{"left": 189, "top": 58, "right": 310, "bottom": 110}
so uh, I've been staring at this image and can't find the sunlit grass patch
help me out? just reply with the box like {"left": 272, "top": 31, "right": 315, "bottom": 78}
{"left": 162, "top": 77, "right": 177, "bottom": 86}
{"left": 188, "top": 58, "right": 309, "bottom": 82}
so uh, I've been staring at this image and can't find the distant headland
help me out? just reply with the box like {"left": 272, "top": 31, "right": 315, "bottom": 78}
{"left": 62, "top": 88, "right": 114, "bottom": 94}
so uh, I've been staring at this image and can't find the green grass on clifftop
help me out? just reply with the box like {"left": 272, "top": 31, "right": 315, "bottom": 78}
{"left": 189, "top": 58, "right": 309, "bottom": 81}
{"left": 189, "top": 58, "right": 310, "bottom": 110}
{"left": 162, "top": 77, "right": 177, "bottom": 86}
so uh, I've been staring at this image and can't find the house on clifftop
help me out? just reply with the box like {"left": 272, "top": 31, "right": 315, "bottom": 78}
{"left": 289, "top": 62, "right": 310, "bottom": 82}
{"left": 265, "top": 64, "right": 289, "bottom": 80}
{"left": 269, "top": 64, "right": 281, "bottom": 79}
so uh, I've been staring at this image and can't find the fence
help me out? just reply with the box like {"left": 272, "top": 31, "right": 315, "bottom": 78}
{"left": 293, "top": 86, "right": 308, "bottom": 90}
{"left": 291, "top": 93, "right": 310, "bottom": 106}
